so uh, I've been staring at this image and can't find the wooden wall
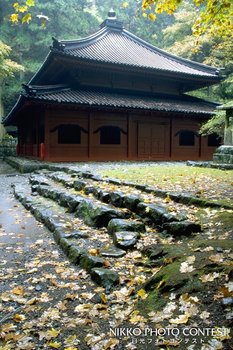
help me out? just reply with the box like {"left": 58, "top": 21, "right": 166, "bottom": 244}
{"left": 17, "top": 106, "right": 217, "bottom": 161}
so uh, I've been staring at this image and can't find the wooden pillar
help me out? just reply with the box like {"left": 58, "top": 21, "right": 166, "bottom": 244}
{"left": 198, "top": 134, "right": 202, "bottom": 158}
{"left": 88, "top": 109, "right": 93, "bottom": 159}
{"left": 44, "top": 110, "right": 50, "bottom": 160}
{"left": 169, "top": 117, "right": 172, "bottom": 158}
{"left": 127, "top": 112, "right": 131, "bottom": 159}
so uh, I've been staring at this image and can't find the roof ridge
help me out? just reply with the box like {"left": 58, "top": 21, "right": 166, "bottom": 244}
{"left": 52, "top": 27, "right": 110, "bottom": 51}
{"left": 22, "top": 84, "right": 70, "bottom": 96}
{"left": 51, "top": 25, "right": 220, "bottom": 77}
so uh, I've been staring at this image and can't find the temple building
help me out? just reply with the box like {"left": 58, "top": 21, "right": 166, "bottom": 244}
{"left": 4, "top": 10, "right": 222, "bottom": 162}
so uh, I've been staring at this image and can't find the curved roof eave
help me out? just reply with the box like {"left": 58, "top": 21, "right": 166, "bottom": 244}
{"left": 53, "top": 25, "right": 221, "bottom": 78}
{"left": 56, "top": 26, "right": 220, "bottom": 74}
{"left": 31, "top": 50, "right": 221, "bottom": 86}
{"left": 13, "top": 85, "right": 218, "bottom": 117}
{"left": 29, "top": 21, "right": 221, "bottom": 85}
{"left": 29, "top": 51, "right": 54, "bottom": 85}
{"left": 3, "top": 95, "right": 26, "bottom": 126}
{"left": 27, "top": 99, "right": 216, "bottom": 116}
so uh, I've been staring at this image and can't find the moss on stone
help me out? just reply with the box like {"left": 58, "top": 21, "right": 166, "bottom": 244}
{"left": 137, "top": 289, "right": 167, "bottom": 316}
{"left": 212, "top": 211, "right": 233, "bottom": 231}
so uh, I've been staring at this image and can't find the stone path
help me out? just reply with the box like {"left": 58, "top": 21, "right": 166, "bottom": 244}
{"left": 0, "top": 160, "right": 232, "bottom": 350}
{"left": 12, "top": 168, "right": 205, "bottom": 289}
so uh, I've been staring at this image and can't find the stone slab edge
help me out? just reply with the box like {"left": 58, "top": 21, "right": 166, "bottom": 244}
{"left": 13, "top": 184, "right": 119, "bottom": 289}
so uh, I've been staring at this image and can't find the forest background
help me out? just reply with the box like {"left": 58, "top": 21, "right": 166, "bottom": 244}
{"left": 0, "top": 0, "right": 233, "bottom": 138}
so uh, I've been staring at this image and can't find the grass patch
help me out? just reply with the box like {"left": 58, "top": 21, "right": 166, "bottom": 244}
{"left": 100, "top": 165, "right": 233, "bottom": 204}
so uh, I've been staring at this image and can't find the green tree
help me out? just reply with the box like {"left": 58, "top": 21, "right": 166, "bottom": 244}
{"left": 141, "top": 0, "right": 233, "bottom": 38}
{"left": 0, "top": 40, "right": 24, "bottom": 137}
{"left": 159, "top": 2, "right": 233, "bottom": 137}
{"left": 1, "top": 0, "right": 99, "bottom": 115}
{"left": 95, "top": 0, "right": 173, "bottom": 47}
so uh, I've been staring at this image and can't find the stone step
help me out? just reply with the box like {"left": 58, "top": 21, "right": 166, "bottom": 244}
{"left": 30, "top": 173, "right": 128, "bottom": 228}
{"left": 21, "top": 170, "right": 202, "bottom": 248}
{"left": 13, "top": 170, "right": 204, "bottom": 290}
{"left": 13, "top": 182, "right": 121, "bottom": 290}
{"left": 18, "top": 172, "right": 154, "bottom": 254}
{"left": 49, "top": 172, "right": 146, "bottom": 212}
{"left": 48, "top": 171, "right": 190, "bottom": 229}
{"left": 64, "top": 169, "right": 230, "bottom": 209}
{"left": 30, "top": 174, "right": 148, "bottom": 249}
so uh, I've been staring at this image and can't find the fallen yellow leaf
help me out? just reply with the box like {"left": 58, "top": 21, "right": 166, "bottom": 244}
{"left": 74, "top": 303, "right": 93, "bottom": 313}
{"left": 88, "top": 248, "right": 99, "bottom": 256}
{"left": 48, "top": 341, "right": 62, "bottom": 349}
{"left": 199, "top": 272, "right": 220, "bottom": 283}
{"left": 13, "top": 313, "right": 26, "bottom": 322}
{"left": 213, "top": 327, "right": 231, "bottom": 341}
{"left": 12, "top": 286, "right": 25, "bottom": 296}
{"left": 137, "top": 289, "right": 147, "bottom": 299}
{"left": 156, "top": 279, "right": 166, "bottom": 289}
{"left": 1, "top": 323, "right": 17, "bottom": 333}
{"left": 46, "top": 328, "right": 60, "bottom": 339}
{"left": 100, "top": 293, "right": 108, "bottom": 303}
{"left": 164, "top": 194, "right": 171, "bottom": 203}
{"left": 170, "top": 313, "right": 190, "bottom": 324}
{"left": 64, "top": 334, "right": 80, "bottom": 348}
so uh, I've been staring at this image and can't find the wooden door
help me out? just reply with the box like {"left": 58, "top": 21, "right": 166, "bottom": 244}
{"left": 138, "top": 123, "right": 166, "bottom": 159}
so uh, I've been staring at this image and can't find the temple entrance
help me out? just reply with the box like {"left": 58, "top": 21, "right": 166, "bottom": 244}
{"left": 137, "top": 123, "right": 166, "bottom": 159}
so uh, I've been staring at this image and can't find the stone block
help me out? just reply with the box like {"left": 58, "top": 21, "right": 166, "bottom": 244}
{"left": 162, "top": 221, "right": 201, "bottom": 236}
{"left": 107, "top": 218, "right": 145, "bottom": 234}
{"left": 112, "top": 231, "right": 139, "bottom": 249}
{"left": 80, "top": 254, "right": 104, "bottom": 271}
{"left": 90, "top": 268, "right": 119, "bottom": 290}
{"left": 76, "top": 199, "right": 124, "bottom": 227}
{"left": 68, "top": 246, "right": 86, "bottom": 264}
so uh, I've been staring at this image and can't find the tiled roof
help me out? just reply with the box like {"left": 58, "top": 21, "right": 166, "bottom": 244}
{"left": 50, "top": 14, "right": 220, "bottom": 79}
{"left": 23, "top": 85, "right": 218, "bottom": 115}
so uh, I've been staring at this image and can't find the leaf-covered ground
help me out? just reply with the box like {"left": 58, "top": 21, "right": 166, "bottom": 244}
{"left": 100, "top": 164, "right": 233, "bottom": 207}
{"left": 0, "top": 161, "right": 232, "bottom": 350}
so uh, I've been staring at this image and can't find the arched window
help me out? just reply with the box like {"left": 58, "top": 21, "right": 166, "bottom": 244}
{"left": 175, "top": 130, "right": 198, "bottom": 146}
{"left": 58, "top": 125, "right": 81, "bottom": 144}
{"left": 50, "top": 124, "right": 88, "bottom": 144}
{"left": 94, "top": 126, "right": 127, "bottom": 145}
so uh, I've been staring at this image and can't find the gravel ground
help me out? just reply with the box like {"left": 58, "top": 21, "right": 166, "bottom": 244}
{"left": 57, "top": 161, "right": 187, "bottom": 175}
{"left": 0, "top": 159, "right": 19, "bottom": 175}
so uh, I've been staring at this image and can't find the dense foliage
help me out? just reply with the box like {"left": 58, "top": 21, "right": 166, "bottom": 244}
{"left": 0, "top": 41, "right": 23, "bottom": 79}
{"left": 141, "top": 0, "right": 233, "bottom": 39}
{"left": 1, "top": 0, "right": 232, "bottom": 135}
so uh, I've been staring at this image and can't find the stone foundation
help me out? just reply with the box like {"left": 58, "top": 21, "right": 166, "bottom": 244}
{"left": 213, "top": 145, "right": 233, "bottom": 164}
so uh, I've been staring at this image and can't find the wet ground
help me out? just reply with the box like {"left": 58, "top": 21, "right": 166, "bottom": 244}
{"left": 0, "top": 160, "right": 61, "bottom": 292}
{"left": 0, "top": 160, "right": 119, "bottom": 349}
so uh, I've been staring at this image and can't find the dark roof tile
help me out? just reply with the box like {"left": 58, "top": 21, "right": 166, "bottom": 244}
{"left": 24, "top": 86, "right": 218, "bottom": 115}
{"left": 51, "top": 26, "right": 220, "bottom": 79}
